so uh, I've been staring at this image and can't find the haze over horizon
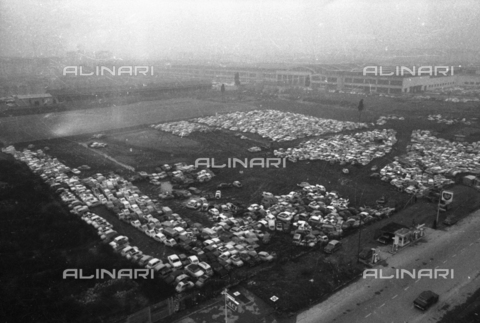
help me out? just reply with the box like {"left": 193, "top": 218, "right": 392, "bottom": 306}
{"left": 1, "top": 0, "right": 479, "bottom": 61}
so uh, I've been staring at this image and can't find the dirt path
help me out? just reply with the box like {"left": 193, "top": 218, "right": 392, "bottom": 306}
{"left": 78, "top": 142, "right": 136, "bottom": 172}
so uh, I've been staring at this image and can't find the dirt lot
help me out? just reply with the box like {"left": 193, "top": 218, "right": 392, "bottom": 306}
{"left": 4, "top": 91, "right": 480, "bottom": 317}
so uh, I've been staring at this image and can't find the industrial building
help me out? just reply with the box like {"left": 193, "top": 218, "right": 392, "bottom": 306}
{"left": 165, "top": 63, "right": 461, "bottom": 94}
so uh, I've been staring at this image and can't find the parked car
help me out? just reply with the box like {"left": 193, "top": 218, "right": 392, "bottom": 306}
{"left": 211, "top": 262, "right": 228, "bottom": 278}
{"left": 218, "top": 252, "right": 232, "bottom": 265}
{"left": 324, "top": 240, "right": 342, "bottom": 254}
{"left": 230, "top": 255, "right": 244, "bottom": 267}
{"left": 215, "top": 190, "right": 222, "bottom": 199}
{"left": 377, "top": 233, "right": 394, "bottom": 244}
{"left": 158, "top": 264, "right": 173, "bottom": 278}
{"left": 201, "top": 203, "right": 209, "bottom": 212}
{"left": 131, "top": 220, "right": 142, "bottom": 229}
{"left": 185, "top": 263, "right": 205, "bottom": 278}
{"left": 443, "top": 216, "right": 459, "bottom": 226}
{"left": 186, "top": 199, "right": 201, "bottom": 209}
{"left": 168, "top": 254, "right": 183, "bottom": 269}
{"left": 164, "top": 238, "right": 177, "bottom": 247}
{"left": 188, "top": 255, "right": 200, "bottom": 265}
{"left": 191, "top": 247, "right": 205, "bottom": 256}
{"left": 258, "top": 251, "right": 274, "bottom": 262}
{"left": 195, "top": 275, "right": 210, "bottom": 288}
{"left": 175, "top": 280, "right": 194, "bottom": 293}
{"left": 232, "top": 181, "right": 242, "bottom": 188}
{"left": 154, "top": 233, "right": 167, "bottom": 243}
{"left": 174, "top": 273, "right": 190, "bottom": 284}
{"left": 217, "top": 183, "right": 232, "bottom": 189}
{"left": 414, "top": 290, "right": 439, "bottom": 311}
{"left": 146, "top": 258, "right": 162, "bottom": 269}
{"left": 198, "top": 261, "right": 214, "bottom": 276}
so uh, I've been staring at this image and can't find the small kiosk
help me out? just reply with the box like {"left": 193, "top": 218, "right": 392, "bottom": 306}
{"left": 394, "top": 228, "right": 413, "bottom": 247}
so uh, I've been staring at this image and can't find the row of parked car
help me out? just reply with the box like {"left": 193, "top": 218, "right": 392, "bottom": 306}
{"left": 427, "top": 114, "right": 474, "bottom": 125}
{"left": 273, "top": 129, "right": 397, "bottom": 165}
{"left": 376, "top": 130, "right": 480, "bottom": 195}
{"left": 151, "top": 120, "right": 211, "bottom": 137}
{"left": 29, "top": 148, "right": 284, "bottom": 291}
{"left": 250, "top": 181, "right": 399, "bottom": 248}
{"left": 193, "top": 110, "right": 368, "bottom": 142}
{"left": 376, "top": 115, "right": 405, "bottom": 125}
{"left": 141, "top": 163, "right": 214, "bottom": 186}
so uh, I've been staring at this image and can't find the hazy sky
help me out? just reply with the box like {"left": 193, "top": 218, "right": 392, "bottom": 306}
{"left": 1, "top": 0, "right": 479, "bottom": 59}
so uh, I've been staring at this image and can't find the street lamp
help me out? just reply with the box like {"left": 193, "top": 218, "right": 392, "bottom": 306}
{"left": 357, "top": 217, "right": 363, "bottom": 263}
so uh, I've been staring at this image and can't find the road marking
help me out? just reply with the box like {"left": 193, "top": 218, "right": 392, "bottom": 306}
{"left": 380, "top": 303, "right": 385, "bottom": 308}
{"left": 452, "top": 254, "right": 457, "bottom": 258}
{"left": 443, "top": 260, "right": 447, "bottom": 263}
{"left": 365, "top": 313, "right": 371, "bottom": 318}
{"left": 404, "top": 286, "right": 410, "bottom": 291}
{"left": 470, "top": 243, "right": 474, "bottom": 246}
{"left": 435, "top": 266, "right": 439, "bottom": 269}
{"left": 415, "top": 279, "right": 420, "bottom": 283}
{"left": 392, "top": 295, "right": 398, "bottom": 299}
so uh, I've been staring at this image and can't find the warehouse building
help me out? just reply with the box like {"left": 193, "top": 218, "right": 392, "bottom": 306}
{"left": 166, "top": 63, "right": 459, "bottom": 94}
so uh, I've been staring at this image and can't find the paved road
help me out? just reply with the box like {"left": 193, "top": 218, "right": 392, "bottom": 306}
{"left": 297, "top": 209, "right": 480, "bottom": 323}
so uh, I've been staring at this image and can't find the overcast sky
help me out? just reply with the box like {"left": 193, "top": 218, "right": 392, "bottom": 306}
{"left": 1, "top": 0, "right": 479, "bottom": 59}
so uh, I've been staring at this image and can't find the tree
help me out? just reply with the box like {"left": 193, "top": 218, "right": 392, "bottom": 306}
{"left": 234, "top": 72, "right": 240, "bottom": 86}
{"left": 357, "top": 99, "right": 364, "bottom": 121}
{"left": 305, "top": 75, "right": 311, "bottom": 87}
{"left": 221, "top": 84, "right": 225, "bottom": 102}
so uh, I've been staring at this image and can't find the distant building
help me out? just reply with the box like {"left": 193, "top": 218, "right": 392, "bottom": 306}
{"left": 165, "top": 63, "right": 460, "bottom": 94}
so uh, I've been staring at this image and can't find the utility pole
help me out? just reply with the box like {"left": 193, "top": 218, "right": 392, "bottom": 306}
{"left": 357, "top": 218, "right": 362, "bottom": 263}
{"left": 435, "top": 190, "right": 441, "bottom": 229}
{"left": 224, "top": 287, "right": 228, "bottom": 323}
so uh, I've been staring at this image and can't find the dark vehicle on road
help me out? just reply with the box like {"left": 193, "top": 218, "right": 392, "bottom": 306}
{"left": 414, "top": 290, "right": 439, "bottom": 311}
{"left": 443, "top": 216, "right": 458, "bottom": 226}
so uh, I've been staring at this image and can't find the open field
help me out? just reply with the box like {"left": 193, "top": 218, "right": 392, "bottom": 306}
{"left": 0, "top": 97, "right": 257, "bottom": 144}
{"left": 3, "top": 92, "right": 480, "bottom": 318}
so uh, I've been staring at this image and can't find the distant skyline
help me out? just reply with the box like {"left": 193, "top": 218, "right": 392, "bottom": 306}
{"left": 1, "top": 0, "right": 479, "bottom": 61}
